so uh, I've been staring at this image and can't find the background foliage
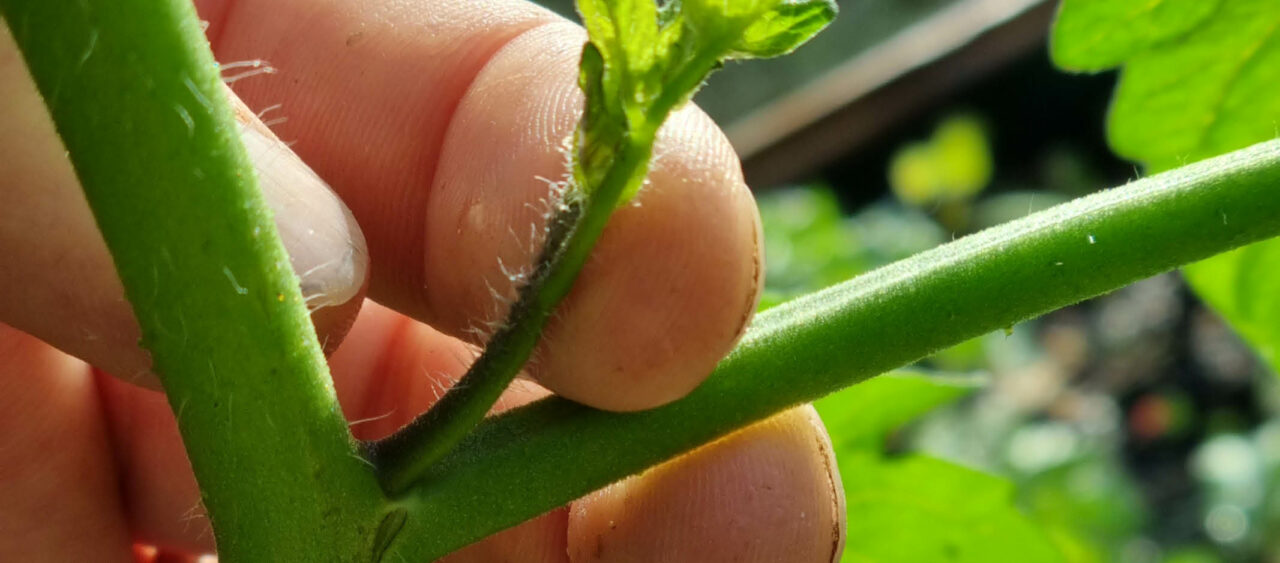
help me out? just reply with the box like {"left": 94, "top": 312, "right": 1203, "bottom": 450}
{"left": 753, "top": 2, "right": 1280, "bottom": 559}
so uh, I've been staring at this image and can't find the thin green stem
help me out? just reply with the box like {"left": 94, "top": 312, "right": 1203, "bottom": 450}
{"left": 0, "top": 1, "right": 387, "bottom": 560}
{"left": 644, "top": 52, "right": 724, "bottom": 125}
{"left": 368, "top": 0, "right": 821, "bottom": 500}
{"left": 384, "top": 139, "right": 1280, "bottom": 560}
{"left": 367, "top": 137, "right": 655, "bottom": 495}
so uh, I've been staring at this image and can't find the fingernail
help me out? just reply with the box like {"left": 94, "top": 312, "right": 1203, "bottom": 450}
{"left": 237, "top": 122, "right": 368, "bottom": 310}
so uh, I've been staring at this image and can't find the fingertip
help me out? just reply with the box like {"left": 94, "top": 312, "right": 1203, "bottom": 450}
{"left": 536, "top": 107, "right": 764, "bottom": 411}
{"left": 311, "top": 272, "right": 368, "bottom": 356}
{"left": 427, "top": 23, "right": 763, "bottom": 412}
{"left": 439, "top": 508, "right": 570, "bottom": 563}
{"left": 566, "top": 406, "right": 845, "bottom": 562}
{"left": 97, "top": 373, "right": 212, "bottom": 555}
{"left": 0, "top": 327, "right": 137, "bottom": 560}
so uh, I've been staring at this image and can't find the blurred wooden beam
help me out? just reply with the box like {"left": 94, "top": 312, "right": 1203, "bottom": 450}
{"left": 729, "top": 0, "right": 1056, "bottom": 189}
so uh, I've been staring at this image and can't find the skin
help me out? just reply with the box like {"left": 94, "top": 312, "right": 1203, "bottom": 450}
{"left": 0, "top": 0, "right": 845, "bottom": 560}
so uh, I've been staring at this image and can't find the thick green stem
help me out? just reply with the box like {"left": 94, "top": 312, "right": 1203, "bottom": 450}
{"left": 383, "top": 139, "right": 1280, "bottom": 559}
{"left": 17, "top": 0, "right": 1280, "bottom": 560}
{"left": 0, "top": 1, "right": 387, "bottom": 560}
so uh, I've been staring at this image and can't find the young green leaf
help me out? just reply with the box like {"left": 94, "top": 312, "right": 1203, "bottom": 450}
{"left": 677, "top": 0, "right": 837, "bottom": 59}
{"left": 1052, "top": 0, "right": 1280, "bottom": 377}
{"left": 576, "top": 0, "right": 660, "bottom": 122}
{"left": 733, "top": 0, "right": 839, "bottom": 58}
{"left": 573, "top": 0, "right": 836, "bottom": 199}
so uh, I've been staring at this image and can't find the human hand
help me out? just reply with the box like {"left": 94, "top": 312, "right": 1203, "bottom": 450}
{"left": 0, "top": 0, "right": 844, "bottom": 560}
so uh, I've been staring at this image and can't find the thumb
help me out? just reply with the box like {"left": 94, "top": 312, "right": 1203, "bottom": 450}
{"left": 0, "top": 27, "right": 367, "bottom": 387}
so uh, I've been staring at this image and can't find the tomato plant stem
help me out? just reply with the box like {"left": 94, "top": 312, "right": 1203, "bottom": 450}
{"left": 0, "top": 1, "right": 386, "bottom": 560}
{"left": 383, "top": 139, "right": 1280, "bottom": 559}
{"left": 12, "top": 0, "right": 1280, "bottom": 560}
{"left": 366, "top": 136, "right": 654, "bottom": 495}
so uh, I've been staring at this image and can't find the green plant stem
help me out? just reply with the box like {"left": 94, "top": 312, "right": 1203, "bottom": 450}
{"left": 383, "top": 139, "right": 1280, "bottom": 560}
{"left": 367, "top": 133, "right": 656, "bottom": 494}
{"left": 0, "top": 2, "right": 388, "bottom": 561}
{"left": 368, "top": 35, "right": 726, "bottom": 496}
{"left": 368, "top": 1, "right": 799, "bottom": 500}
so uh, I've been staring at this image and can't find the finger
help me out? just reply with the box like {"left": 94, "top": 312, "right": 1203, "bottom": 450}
{"left": 208, "top": 0, "right": 763, "bottom": 411}
{"left": 0, "top": 324, "right": 133, "bottom": 562}
{"left": 132, "top": 545, "right": 206, "bottom": 563}
{"left": 426, "top": 24, "right": 761, "bottom": 410}
{"left": 103, "top": 302, "right": 840, "bottom": 562}
{"left": 567, "top": 406, "right": 846, "bottom": 563}
{"left": 438, "top": 508, "right": 569, "bottom": 563}
{"left": 333, "top": 302, "right": 573, "bottom": 563}
{"left": 334, "top": 306, "right": 841, "bottom": 563}
{"left": 97, "top": 374, "right": 213, "bottom": 554}
{"left": 0, "top": 24, "right": 368, "bottom": 388}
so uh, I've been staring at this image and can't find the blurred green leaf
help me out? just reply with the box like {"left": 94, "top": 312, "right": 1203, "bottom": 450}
{"left": 1183, "top": 244, "right": 1280, "bottom": 371}
{"left": 813, "top": 372, "right": 1065, "bottom": 561}
{"left": 889, "top": 144, "right": 940, "bottom": 205}
{"left": 757, "top": 186, "right": 867, "bottom": 307}
{"left": 1051, "top": 0, "right": 1221, "bottom": 72}
{"left": 1102, "top": 0, "right": 1280, "bottom": 172}
{"left": 840, "top": 454, "right": 1065, "bottom": 563}
{"left": 889, "top": 115, "right": 993, "bottom": 206}
{"left": 928, "top": 336, "right": 987, "bottom": 372}
{"left": 1051, "top": 0, "right": 1280, "bottom": 377}
{"left": 1163, "top": 547, "right": 1225, "bottom": 563}
{"left": 1020, "top": 457, "right": 1147, "bottom": 557}
{"left": 972, "top": 191, "right": 1071, "bottom": 230}
{"left": 848, "top": 203, "right": 948, "bottom": 265}
{"left": 1044, "top": 526, "right": 1106, "bottom": 563}
{"left": 815, "top": 372, "right": 981, "bottom": 451}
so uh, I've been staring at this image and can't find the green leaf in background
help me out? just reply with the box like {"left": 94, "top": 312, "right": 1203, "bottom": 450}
{"left": 1050, "top": 0, "right": 1222, "bottom": 72}
{"left": 1051, "top": 0, "right": 1280, "bottom": 376}
{"left": 757, "top": 186, "right": 866, "bottom": 308}
{"left": 840, "top": 454, "right": 1065, "bottom": 563}
{"left": 754, "top": 185, "right": 952, "bottom": 309}
{"left": 889, "top": 114, "right": 993, "bottom": 207}
{"left": 815, "top": 373, "right": 1064, "bottom": 561}
{"left": 1163, "top": 548, "right": 1226, "bottom": 563}
{"left": 1182, "top": 243, "right": 1280, "bottom": 371}
{"left": 1104, "top": 0, "right": 1280, "bottom": 171}
{"left": 815, "top": 372, "right": 981, "bottom": 450}
{"left": 1019, "top": 456, "right": 1147, "bottom": 561}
